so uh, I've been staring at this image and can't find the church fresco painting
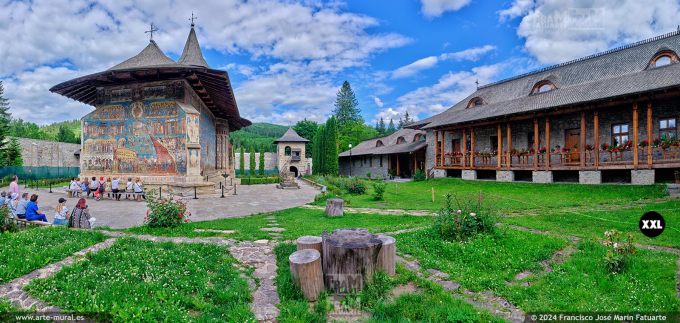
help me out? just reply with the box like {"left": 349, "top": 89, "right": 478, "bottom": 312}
{"left": 81, "top": 98, "right": 188, "bottom": 175}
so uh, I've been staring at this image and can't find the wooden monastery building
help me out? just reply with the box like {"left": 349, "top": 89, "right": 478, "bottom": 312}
{"left": 51, "top": 22, "right": 250, "bottom": 193}
{"left": 407, "top": 30, "right": 680, "bottom": 184}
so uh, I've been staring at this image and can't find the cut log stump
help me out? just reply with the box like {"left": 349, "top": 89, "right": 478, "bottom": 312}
{"left": 376, "top": 235, "right": 396, "bottom": 276}
{"left": 289, "top": 249, "right": 324, "bottom": 301}
{"left": 325, "top": 198, "right": 344, "bottom": 217}
{"left": 296, "top": 236, "right": 323, "bottom": 254}
{"left": 322, "top": 228, "right": 382, "bottom": 293}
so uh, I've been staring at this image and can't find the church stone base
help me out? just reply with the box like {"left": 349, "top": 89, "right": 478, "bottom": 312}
{"left": 532, "top": 171, "right": 553, "bottom": 183}
{"left": 631, "top": 170, "right": 655, "bottom": 185}
{"left": 579, "top": 171, "right": 602, "bottom": 184}
{"left": 461, "top": 170, "right": 477, "bottom": 180}
{"left": 496, "top": 170, "right": 514, "bottom": 182}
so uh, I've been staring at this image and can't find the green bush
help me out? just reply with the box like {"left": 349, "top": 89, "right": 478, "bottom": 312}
{"left": 145, "top": 195, "right": 191, "bottom": 228}
{"left": 603, "top": 229, "right": 636, "bottom": 273}
{"left": 413, "top": 169, "right": 426, "bottom": 181}
{"left": 0, "top": 205, "right": 16, "bottom": 233}
{"left": 346, "top": 178, "right": 367, "bottom": 195}
{"left": 372, "top": 182, "right": 387, "bottom": 200}
{"left": 432, "top": 193, "right": 496, "bottom": 241}
{"left": 239, "top": 176, "right": 280, "bottom": 185}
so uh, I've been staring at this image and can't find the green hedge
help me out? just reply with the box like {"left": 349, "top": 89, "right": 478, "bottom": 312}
{"left": 240, "top": 177, "right": 280, "bottom": 185}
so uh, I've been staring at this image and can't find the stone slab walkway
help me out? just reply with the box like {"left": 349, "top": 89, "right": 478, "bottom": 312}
{"left": 15, "top": 181, "right": 318, "bottom": 229}
{"left": 300, "top": 204, "right": 434, "bottom": 216}
{"left": 0, "top": 238, "right": 118, "bottom": 311}
{"left": 229, "top": 241, "right": 280, "bottom": 322}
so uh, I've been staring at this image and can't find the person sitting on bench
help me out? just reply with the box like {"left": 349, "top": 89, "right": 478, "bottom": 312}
{"left": 25, "top": 194, "right": 47, "bottom": 222}
{"left": 15, "top": 193, "right": 29, "bottom": 219}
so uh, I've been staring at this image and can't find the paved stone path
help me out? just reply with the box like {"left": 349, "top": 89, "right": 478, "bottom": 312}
{"left": 0, "top": 238, "right": 118, "bottom": 311}
{"left": 16, "top": 181, "right": 318, "bottom": 229}
{"left": 301, "top": 204, "right": 434, "bottom": 216}
{"left": 398, "top": 254, "right": 525, "bottom": 323}
{"left": 511, "top": 244, "right": 577, "bottom": 286}
{"left": 229, "top": 240, "right": 280, "bottom": 322}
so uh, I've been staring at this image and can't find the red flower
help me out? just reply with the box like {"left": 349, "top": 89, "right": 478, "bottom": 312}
{"left": 184, "top": 219, "right": 188, "bottom": 223}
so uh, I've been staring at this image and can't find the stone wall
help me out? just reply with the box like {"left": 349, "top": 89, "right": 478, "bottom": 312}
{"left": 17, "top": 138, "right": 80, "bottom": 167}
{"left": 339, "top": 155, "right": 389, "bottom": 178}
{"left": 235, "top": 152, "right": 278, "bottom": 171}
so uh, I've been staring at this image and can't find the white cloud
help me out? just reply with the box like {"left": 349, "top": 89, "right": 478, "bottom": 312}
{"left": 391, "top": 45, "right": 495, "bottom": 78}
{"left": 508, "top": 0, "right": 680, "bottom": 64}
{"left": 377, "top": 63, "right": 504, "bottom": 121}
{"left": 420, "top": 0, "right": 472, "bottom": 18}
{"left": 498, "top": 0, "right": 534, "bottom": 22}
{"left": 0, "top": 0, "right": 410, "bottom": 124}
{"left": 372, "top": 96, "right": 384, "bottom": 108}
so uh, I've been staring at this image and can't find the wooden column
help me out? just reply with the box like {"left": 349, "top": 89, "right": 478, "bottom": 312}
{"left": 497, "top": 124, "right": 502, "bottom": 168}
{"left": 545, "top": 118, "right": 551, "bottom": 169}
{"left": 434, "top": 131, "right": 439, "bottom": 166}
{"left": 580, "top": 112, "right": 586, "bottom": 167}
{"left": 396, "top": 155, "right": 401, "bottom": 176}
{"left": 440, "top": 130, "right": 445, "bottom": 167}
{"left": 647, "top": 103, "right": 653, "bottom": 167}
{"left": 594, "top": 111, "right": 600, "bottom": 168}
{"left": 462, "top": 129, "right": 467, "bottom": 168}
{"left": 633, "top": 103, "right": 639, "bottom": 168}
{"left": 506, "top": 123, "right": 512, "bottom": 169}
{"left": 533, "top": 118, "right": 539, "bottom": 169}
{"left": 470, "top": 127, "right": 475, "bottom": 168}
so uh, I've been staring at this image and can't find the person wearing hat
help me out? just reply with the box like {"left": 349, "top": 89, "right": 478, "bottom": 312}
{"left": 53, "top": 197, "right": 69, "bottom": 226}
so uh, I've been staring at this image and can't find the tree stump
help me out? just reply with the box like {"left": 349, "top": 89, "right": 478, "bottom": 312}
{"left": 376, "top": 235, "right": 396, "bottom": 276}
{"left": 289, "top": 249, "right": 324, "bottom": 301}
{"left": 322, "top": 228, "right": 382, "bottom": 293}
{"left": 296, "top": 236, "right": 323, "bottom": 254}
{"left": 325, "top": 198, "right": 344, "bottom": 217}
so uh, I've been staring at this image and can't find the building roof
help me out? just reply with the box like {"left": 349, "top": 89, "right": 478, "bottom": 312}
{"left": 274, "top": 128, "right": 310, "bottom": 143}
{"left": 178, "top": 27, "right": 209, "bottom": 68}
{"left": 50, "top": 27, "right": 250, "bottom": 131}
{"left": 338, "top": 128, "right": 426, "bottom": 157}
{"left": 409, "top": 30, "right": 680, "bottom": 130}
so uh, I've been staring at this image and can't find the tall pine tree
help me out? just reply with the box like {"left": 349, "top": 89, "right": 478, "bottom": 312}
{"left": 377, "top": 117, "right": 386, "bottom": 135}
{"left": 333, "top": 81, "right": 361, "bottom": 126}
{"left": 239, "top": 146, "right": 245, "bottom": 176}
{"left": 4, "top": 137, "right": 22, "bottom": 166}
{"left": 249, "top": 146, "right": 256, "bottom": 176}
{"left": 387, "top": 118, "right": 396, "bottom": 134}
{"left": 258, "top": 145, "right": 265, "bottom": 176}
{"left": 325, "top": 117, "right": 339, "bottom": 175}
{"left": 0, "top": 82, "right": 11, "bottom": 153}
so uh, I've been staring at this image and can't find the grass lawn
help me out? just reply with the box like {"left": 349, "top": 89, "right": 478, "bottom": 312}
{"left": 503, "top": 241, "right": 680, "bottom": 312}
{"left": 25, "top": 238, "right": 254, "bottom": 322}
{"left": 274, "top": 243, "right": 501, "bottom": 322}
{"left": 502, "top": 200, "right": 680, "bottom": 248}
{"left": 123, "top": 207, "right": 429, "bottom": 241}
{"left": 312, "top": 177, "right": 667, "bottom": 211}
{"left": 395, "top": 228, "right": 567, "bottom": 292}
{"left": 0, "top": 227, "right": 106, "bottom": 284}
{"left": 0, "top": 298, "right": 14, "bottom": 312}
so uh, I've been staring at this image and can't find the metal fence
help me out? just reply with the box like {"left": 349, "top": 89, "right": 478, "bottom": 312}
{"left": 0, "top": 166, "right": 80, "bottom": 181}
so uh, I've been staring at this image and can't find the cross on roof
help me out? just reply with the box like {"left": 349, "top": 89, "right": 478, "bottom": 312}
{"left": 189, "top": 12, "right": 197, "bottom": 27}
{"left": 145, "top": 22, "right": 158, "bottom": 41}
{"left": 475, "top": 79, "right": 479, "bottom": 89}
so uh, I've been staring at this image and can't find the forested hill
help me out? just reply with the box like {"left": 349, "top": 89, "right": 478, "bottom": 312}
{"left": 230, "top": 122, "right": 288, "bottom": 152}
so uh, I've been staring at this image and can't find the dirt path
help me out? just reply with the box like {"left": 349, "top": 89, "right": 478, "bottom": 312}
{"left": 300, "top": 204, "right": 434, "bottom": 216}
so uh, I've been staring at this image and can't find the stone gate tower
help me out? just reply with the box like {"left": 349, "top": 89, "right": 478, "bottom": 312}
{"left": 274, "top": 128, "right": 310, "bottom": 177}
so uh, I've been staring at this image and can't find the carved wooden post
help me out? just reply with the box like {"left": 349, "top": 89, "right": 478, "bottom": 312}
{"left": 470, "top": 127, "right": 475, "bottom": 168}
{"left": 434, "top": 130, "right": 440, "bottom": 167}
{"left": 545, "top": 118, "right": 551, "bottom": 169}
{"left": 440, "top": 130, "right": 445, "bottom": 167}
{"left": 497, "top": 124, "right": 502, "bottom": 168}
{"left": 580, "top": 112, "right": 586, "bottom": 167}
{"left": 506, "top": 123, "right": 512, "bottom": 169}
{"left": 647, "top": 102, "right": 653, "bottom": 167}
{"left": 376, "top": 235, "right": 396, "bottom": 276}
{"left": 325, "top": 198, "right": 344, "bottom": 217}
{"left": 289, "top": 249, "right": 324, "bottom": 301}
{"left": 462, "top": 129, "right": 467, "bottom": 168}
{"left": 594, "top": 111, "right": 600, "bottom": 167}
{"left": 533, "top": 118, "right": 539, "bottom": 169}
{"left": 633, "top": 103, "right": 639, "bottom": 168}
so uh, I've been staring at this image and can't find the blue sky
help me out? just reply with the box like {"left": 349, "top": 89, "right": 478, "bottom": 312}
{"left": 2, "top": 0, "right": 679, "bottom": 126}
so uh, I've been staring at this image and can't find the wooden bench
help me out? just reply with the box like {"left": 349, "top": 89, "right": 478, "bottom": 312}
{"left": 15, "top": 218, "right": 52, "bottom": 229}
{"left": 64, "top": 188, "right": 83, "bottom": 198}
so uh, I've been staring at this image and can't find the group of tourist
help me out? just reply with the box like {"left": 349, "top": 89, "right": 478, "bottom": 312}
{"left": 3, "top": 175, "right": 94, "bottom": 228}
{"left": 69, "top": 177, "right": 145, "bottom": 201}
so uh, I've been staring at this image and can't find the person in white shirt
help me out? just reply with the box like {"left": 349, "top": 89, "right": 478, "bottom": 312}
{"left": 69, "top": 177, "right": 81, "bottom": 197}
{"left": 88, "top": 177, "right": 99, "bottom": 198}
{"left": 126, "top": 178, "right": 134, "bottom": 200}
{"left": 53, "top": 197, "right": 69, "bottom": 226}
{"left": 133, "top": 178, "right": 145, "bottom": 201}
{"left": 111, "top": 177, "right": 120, "bottom": 201}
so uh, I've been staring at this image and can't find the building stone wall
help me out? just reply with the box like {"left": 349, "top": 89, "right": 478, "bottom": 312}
{"left": 339, "top": 155, "right": 389, "bottom": 178}
{"left": 235, "top": 152, "right": 278, "bottom": 171}
{"left": 277, "top": 142, "right": 311, "bottom": 176}
{"left": 631, "top": 170, "right": 655, "bottom": 185}
{"left": 462, "top": 170, "right": 477, "bottom": 180}
{"left": 579, "top": 171, "right": 602, "bottom": 184}
{"left": 496, "top": 170, "right": 515, "bottom": 182}
{"left": 532, "top": 171, "right": 553, "bottom": 183}
{"left": 17, "top": 138, "right": 80, "bottom": 167}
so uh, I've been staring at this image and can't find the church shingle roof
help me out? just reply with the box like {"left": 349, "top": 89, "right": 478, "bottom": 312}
{"left": 274, "top": 128, "right": 310, "bottom": 143}
{"left": 409, "top": 30, "right": 680, "bottom": 130}
{"left": 338, "top": 128, "right": 426, "bottom": 157}
{"left": 109, "top": 40, "right": 180, "bottom": 71}
{"left": 178, "top": 27, "right": 209, "bottom": 68}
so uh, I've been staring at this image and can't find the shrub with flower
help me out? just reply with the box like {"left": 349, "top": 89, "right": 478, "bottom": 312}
{"left": 602, "top": 229, "right": 635, "bottom": 273}
{"left": 346, "top": 178, "right": 367, "bottom": 195}
{"left": 432, "top": 193, "right": 496, "bottom": 242}
{"left": 0, "top": 205, "right": 17, "bottom": 233}
{"left": 145, "top": 192, "right": 191, "bottom": 228}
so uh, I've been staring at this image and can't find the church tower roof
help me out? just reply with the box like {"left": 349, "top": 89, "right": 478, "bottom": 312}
{"left": 178, "top": 26, "right": 209, "bottom": 67}
{"left": 274, "top": 128, "right": 310, "bottom": 143}
{"left": 109, "top": 40, "right": 178, "bottom": 71}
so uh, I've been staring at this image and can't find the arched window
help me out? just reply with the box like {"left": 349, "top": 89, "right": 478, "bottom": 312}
{"left": 467, "top": 97, "right": 484, "bottom": 108}
{"left": 649, "top": 50, "right": 678, "bottom": 68}
{"left": 531, "top": 80, "right": 556, "bottom": 94}
{"left": 396, "top": 136, "right": 406, "bottom": 144}
{"left": 413, "top": 133, "right": 423, "bottom": 142}
{"left": 375, "top": 140, "right": 384, "bottom": 147}
{"left": 284, "top": 146, "right": 291, "bottom": 156}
